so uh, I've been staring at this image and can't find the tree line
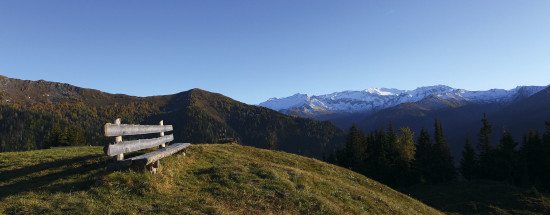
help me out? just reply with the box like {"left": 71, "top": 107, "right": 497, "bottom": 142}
{"left": 328, "top": 114, "right": 550, "bottom": 191}
{"left": 460, "top": 114, "right": 550, "bottom": 191}
{"left": 327, "top": 120, "right": 456, "bottom": 187}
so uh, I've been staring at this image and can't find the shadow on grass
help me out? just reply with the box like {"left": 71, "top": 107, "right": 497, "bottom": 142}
{"left": 0, "top": 155, "right": 108, "bottom": 199}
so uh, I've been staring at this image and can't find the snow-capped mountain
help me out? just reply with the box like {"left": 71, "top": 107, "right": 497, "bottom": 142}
{"left": 259, "top": 85, "right": 547, "bottom": 117}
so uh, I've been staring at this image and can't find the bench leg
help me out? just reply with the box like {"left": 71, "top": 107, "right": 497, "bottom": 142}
{"left": 147, "top": 160, "right": 161, "bottom": 174}
{"left": 154, "top": 160, "right": 160, "bottom": 169}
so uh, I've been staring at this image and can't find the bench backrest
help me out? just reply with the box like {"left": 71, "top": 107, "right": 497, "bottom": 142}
{"left": 104, "top": 118, "right": 173, "bottom": 160}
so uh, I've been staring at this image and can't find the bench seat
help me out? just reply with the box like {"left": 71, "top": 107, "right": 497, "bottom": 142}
{"left": 107, "top": 143, "right": 190, "bottom": 171}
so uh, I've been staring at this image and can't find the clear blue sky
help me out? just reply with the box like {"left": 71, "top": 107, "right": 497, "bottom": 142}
{"left": 1, "top": 1, "right": 549, "bottom": 104}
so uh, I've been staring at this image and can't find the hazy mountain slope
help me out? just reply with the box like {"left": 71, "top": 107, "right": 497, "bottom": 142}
{"left": 0, "top": 76, "right": 344, "bottom": 158}
{"left": 493, "top": 85, "right": 550, "bottom": 133}
{"left": 0, "top": 144, "right": 441, "bottom": 215}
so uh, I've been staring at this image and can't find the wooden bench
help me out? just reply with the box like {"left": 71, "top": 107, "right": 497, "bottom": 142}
{"left": 104, "top": 118, "right": 190, "bottom": 173}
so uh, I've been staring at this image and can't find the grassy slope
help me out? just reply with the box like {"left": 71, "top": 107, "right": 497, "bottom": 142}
{"left": 0, "top": 144, "right": 439, "bottom": 215}
{"left": 404, "top": 181, "right": 550, "bottom": 215}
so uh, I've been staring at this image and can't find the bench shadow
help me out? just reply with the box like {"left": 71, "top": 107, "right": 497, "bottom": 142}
{"left": 0, "top": 155, "right": 100, "bottom": 182}
{"left": 0, "top": 155, "right": 108, "bottom": 199}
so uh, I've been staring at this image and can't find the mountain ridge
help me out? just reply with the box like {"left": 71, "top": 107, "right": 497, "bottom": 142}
{"left": 259, "top": 85, "right": 547, "bottom": 117}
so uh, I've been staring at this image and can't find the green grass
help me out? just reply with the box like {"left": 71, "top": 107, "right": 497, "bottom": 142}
{"left": 0, "top": 144, "right": 440, "bottom": 215}
{"left": 404, "top": 180, "right": 550, "bottom": 214}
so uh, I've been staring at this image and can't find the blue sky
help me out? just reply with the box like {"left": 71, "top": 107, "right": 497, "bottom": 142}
{"left": 1, "top": 1, "right": 549, "bottom": 104}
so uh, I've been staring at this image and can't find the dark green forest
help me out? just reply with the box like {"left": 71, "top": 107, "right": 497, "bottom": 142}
{"left": 327, "top": 120, "right": 455, "bottom": 188}
{"left": 460, "top": 116, "right": 550, "bottom": 192}
{"left": 328, "top": 114, "right": 550, "bottom": 193}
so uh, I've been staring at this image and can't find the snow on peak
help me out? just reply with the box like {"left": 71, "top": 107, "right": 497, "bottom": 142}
{"left": 365, "top": 87, "right": 400, "bottom": 96}
{"left": 260, "top": 93, "right": 310, "bottom": 110}
{"left": 259, "top": 85, "right": 546, "bottom": 114}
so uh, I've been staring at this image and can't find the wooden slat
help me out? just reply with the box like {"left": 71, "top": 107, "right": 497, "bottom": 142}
{"left": 104, "top": 123, "right": 173, "bottom": 137}
{"left": 106, "top": 135, "right": 174, "bottom": 156}
{"left": 130, "top": 143, "right": 190, "bottom": 166}
{"left": 106, "top": 143, "right": 190, "bottom": 171}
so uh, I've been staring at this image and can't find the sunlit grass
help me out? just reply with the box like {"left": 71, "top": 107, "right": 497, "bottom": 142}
{"left": 0, "top": 144, "right": 440, "bottom": 214}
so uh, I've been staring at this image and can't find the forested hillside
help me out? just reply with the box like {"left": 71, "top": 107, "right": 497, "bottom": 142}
{"left": 0, "top": 76, "right": 344, "bottom": 158}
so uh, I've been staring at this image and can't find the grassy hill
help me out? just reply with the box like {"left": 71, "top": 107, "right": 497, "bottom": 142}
{"left": 0, "top": 144, "right": 439, "bottom": 214}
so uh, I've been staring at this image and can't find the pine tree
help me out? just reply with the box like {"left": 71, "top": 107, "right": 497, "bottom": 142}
{"left": 414, "top": 128, "right": 433, "bottom": 183}
{"left": 519, "top": 131, "right": 543, "bottom": 188}
{"left": 460, "top": 138, "right": 478, "bottom": 181}
{"left": 48, "top": 122, "right": 62, "bottom": 147}
{"left": 477, "top": 113, "right": 494, "bottom": 179}
{"left": 381, "top": 123, "right": 400, "bottom": 185}
{"left": 495, "top": 131, "right": 518, "bottom": 182}
{"left": 340, "top": 125, "right": 367, "bottom": 172}
{"left": 396, "top": 127, "right": 416, "bottom": 162}
{"left": 395, "top": 127, "right": 417, "bottom": 186}
{"left": 58, "top": 127, "right": 70, "bottom": 146}
{"left": 385, "top": 122, "right": 398, "bottom": 156}
{"left": 67, "top": 125, "right": 86, "bottom": 146}
{"left": 431, "top": 120, "right": 456, "bottom": 183}
{"left": 366, "top": 129, "right": 390, "bottom": 183}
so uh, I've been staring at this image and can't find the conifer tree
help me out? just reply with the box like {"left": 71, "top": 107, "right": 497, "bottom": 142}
{"left": 68, "top": 125, "right": 86, "bottom": 146}
{"left": 395, "top": 127, "right": 417, "bottom": 185}
{"left": 396, "top": 127, "right": 416, "bottom": 162}
{"left": 341, "top": 125, "right": 367, "bottom": 172}
{"left": 414, "top": 128, "right": 433, "bottom": 183}
{"left": 48, "top": 122, "right": 62, "bottom": 147}
{"left": 460, "top": 138, "right": 478, "bottom": 180}
{"left": 381, "top": 123, "right": 400, "bottom": 184}
{"left": 58, "top": 127, "right": 70, "bottom": 146}
{"left": 519, "top": 131, "right": 543, "bottom": 187}
{"left": 366, "top": 128, "right": 390, "bottom": 183}
{"left": 385, "top": 122, "right": 398, "bottom": 156}
{"left": 495, "top": 131, "right": 518, "bottom": 181}
{"left": 477, "top": 113, "right": 494, "bottom": 179}
{"left": 431, "top": 120, "right": 456, "bottom": 183}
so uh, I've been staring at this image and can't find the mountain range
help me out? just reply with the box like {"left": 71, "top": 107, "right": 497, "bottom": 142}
{"left": 0, "top": 75, "right": 344, "bottom": 158}
{"left": 260, "top": 85, "right": 550, "bottom": 160}
{"left": 259, "top": 85, "right": 546, "bottom": 117}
